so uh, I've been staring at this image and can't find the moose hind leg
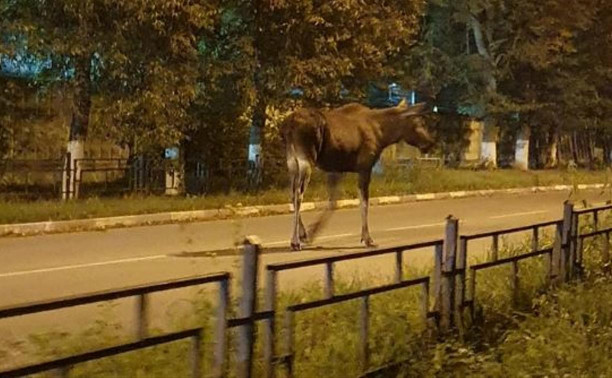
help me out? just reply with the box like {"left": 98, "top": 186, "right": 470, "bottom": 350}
{"left": 298, "top": 167, "right": 311, "bottom": 243}
{"left": 290, "top": 175, "right": 307, "bottom": 244}
{"left": 358, "top": 170, "right": 376, "bottom": 247}
{"left": 290, "top": 158, "right": 311, "bottom": 251}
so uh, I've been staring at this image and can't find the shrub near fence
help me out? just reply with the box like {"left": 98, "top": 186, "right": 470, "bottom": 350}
{"left": 1, "top": 201, "right": 611, "bottom": 378}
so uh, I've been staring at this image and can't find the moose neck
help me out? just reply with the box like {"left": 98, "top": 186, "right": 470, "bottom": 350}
{"left": 374, "top": 109, "right": 413, "bottom": 149}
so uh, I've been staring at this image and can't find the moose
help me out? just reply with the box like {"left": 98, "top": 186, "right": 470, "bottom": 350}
{"left": 281, "top": 99, "right": 436, "bottom": 251}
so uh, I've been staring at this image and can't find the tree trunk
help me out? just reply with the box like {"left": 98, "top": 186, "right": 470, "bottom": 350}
{"left": 471, "top": 15, "right": 499, "bottom": 168}
{"left": 514, "top": 125, "right": 530, "bottom": 170}
{"left": 62, "top": 57, "right": 91, "bottom": 200}
{"left": 587, "top": 132, "right": 595, "bottom": 168}
{"left": 570, "top": 131, "right": 580, "bottom": 166}
{"left": 543, "top": 129, "right": 559, "bottom": 168}
{"left": 248, "top": 86, "right": 266, "bottom": 165}
{"left": 604, "top": 135, "right": 611, "bottom": 166}
{"left": 480, "top": 118, "right": 498, "bottom": 168}
{"left": 248, "top": 1, "right": 268, "bottom": 170}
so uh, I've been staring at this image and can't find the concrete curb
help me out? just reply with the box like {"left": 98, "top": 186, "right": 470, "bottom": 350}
{"left": 0, "top": 183, "right": 606, "bottom": 237}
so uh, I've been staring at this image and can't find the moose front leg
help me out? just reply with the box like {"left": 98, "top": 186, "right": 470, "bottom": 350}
{"left": 308, "top": 172, "right": 341, "bottom": 241}
{"left": 358, "top": 170, "right": 376, "bottom": 247}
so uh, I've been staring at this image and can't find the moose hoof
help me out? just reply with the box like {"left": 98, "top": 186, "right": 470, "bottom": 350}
{"left": 290, "top": 242, "right": 302, "bottom": 251}
{"left": 361, "top": 237, "right": 377, "bottom": 248}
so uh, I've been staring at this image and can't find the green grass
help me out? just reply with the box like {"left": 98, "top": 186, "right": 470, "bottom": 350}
{"left": 0, "top": 167, "right": 611, "bottom": 225}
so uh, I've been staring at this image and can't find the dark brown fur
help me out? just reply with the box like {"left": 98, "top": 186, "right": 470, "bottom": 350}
{"left": 282, "top": 100, "right": 434, "bottom": 250}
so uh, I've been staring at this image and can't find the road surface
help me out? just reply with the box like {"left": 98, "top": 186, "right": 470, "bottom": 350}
{"left": 0, "top": 189, "right": 609, "bottom": 368}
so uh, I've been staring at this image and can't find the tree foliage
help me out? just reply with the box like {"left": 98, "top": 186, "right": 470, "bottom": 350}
{"left": 0, "top": 0, "right": 611, "bottom": 169}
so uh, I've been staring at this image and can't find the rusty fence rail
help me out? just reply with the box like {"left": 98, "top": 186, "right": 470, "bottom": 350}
{"left": 281, "top": 277, "right": 430, "bottom": 377}
{"left": 2, "top": 201, "right": 612, "bottom": 378}
{"left": 467, "top": 248, "right": 554, "bottom": 317}
{"left": 0, "top": 273, "right": 231, "bottom": 378}
{"left": 264, "top": 240, "right": 443, "bottom": 377}
{"left": 461, "top": 220, "right": 560, "bottom": 261}
{"left": 1, "top": 328, "right": 204, "bottom": 378}
{"left": 569, "top": 202, "right": 612, "bottom": 278}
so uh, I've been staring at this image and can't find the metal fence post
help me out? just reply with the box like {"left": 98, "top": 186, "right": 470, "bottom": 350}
{"left": 552, "top": 222, "right": 563, "bottom": 283}
{"left": 359, "top": 295, "right": 370, "bottom": 373}
{"left": 213, "top": 278, "right": 229, "bottom": 378}
{"left": 561, "top": 201, "right": 574, "bottom": 282}
{"left": 63, "top": 152, "right": 72, "bottom": 200}
{"left": 191, "top": 329, "right": 203, "bottom": 378}
{"left": 264, "top": 269, "right": 278, "bottom": 378}
{"left": 237, "top": 237, "right": 261, "bottom": 378}
{"left": 440, "top": 216, "right": 458, "bottom": 331}
{"left": 469, "top": 269, "right": 477, "bottom": 320}
{"left": 433, "top": 243, "right": 443, "bottom": 320}
{"left": 136, "top": 294, "right": 149, "bottom": 340}
{"left": 544, "top": 249, "right": 553, "bottom": 286}
{"left": 324, "top": 262, "right": 334, "bottom": 298}
{"left": 532, "top": 226, "right": 539, "bottom": 253}
{"left": 284, "top": 310, "right": 295, "bottom": 378}
{"left": 73, "top": 159, "right": 81, "bottom": 199}
{"left": 570, "top": 209, "right": 579, "bottom": 279}
{"left": 603, "top": 231, "right": 611, "bottom": 275}
{"left": 420, "top": 280, "right": 430, "bottom": 325}
{"left": 510, "top": 261, "right": 519, "bottom": 307}
{"left": 394, "top": 250, "right": 403, "bottom": 283}
{"left": 455, "top": 236, "right": 468, "bottom": 327}
{"left": 491, "top": 234, "right": 499, "bottom": 262}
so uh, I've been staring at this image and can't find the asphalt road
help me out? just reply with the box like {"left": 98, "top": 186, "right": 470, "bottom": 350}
{"left": 0, "top": 188, "right": 610, "bottom": 369}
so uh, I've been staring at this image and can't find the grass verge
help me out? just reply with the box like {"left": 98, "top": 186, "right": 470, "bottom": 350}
{"left": 0, "top": 167, "right": 611, "bottom": 225}
{"left": 4, "top": 223, "right": 611, "bottom": 377}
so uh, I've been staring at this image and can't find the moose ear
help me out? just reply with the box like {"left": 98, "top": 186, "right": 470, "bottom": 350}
{"left": 401, "top": 102, "right": 429, "bottom": 116}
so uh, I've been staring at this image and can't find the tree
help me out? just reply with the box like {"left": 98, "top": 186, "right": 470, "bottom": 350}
{"left": 2, "top": 0, "right": 219, "bottom": 196}
{"left": 232, "top": 0, "right": 428, "bottom": 162}
{"left": 411, "top": 0, "right": 604, "bottom": 169}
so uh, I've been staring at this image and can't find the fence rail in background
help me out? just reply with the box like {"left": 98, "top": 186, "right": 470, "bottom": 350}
{"left": 1, "top": 201, "right": 611, "bottom": 377}
{"left": 0, "top": 154, "right": 445, "bottom": 200}
{"left": 0, "top": 158, "right": 64, "bottom": 199}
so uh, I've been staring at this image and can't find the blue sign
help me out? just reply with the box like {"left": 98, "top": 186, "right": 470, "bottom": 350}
{"left": 165, "top": 147, "right": 179, "bottom": 160}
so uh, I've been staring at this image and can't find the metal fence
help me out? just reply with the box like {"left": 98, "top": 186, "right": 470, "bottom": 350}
{"left": 0, "top": 159, "right": 64, "bottom": 199}
{"left": 0, "top": 273, "right": 231, "bottom": 378}
{"left": 0, "top": 156, "right": 288, "bottom": 200}
{"left": 1, "top": 155, "right": 440, "bottom": 200}
{"left": 1, "top": 201, "right": 610, "bottom": 377}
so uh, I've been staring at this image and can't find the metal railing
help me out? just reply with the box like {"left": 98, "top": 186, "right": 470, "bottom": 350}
{"left": 461, "top": 220, "right": 560, "bottom": 261}
{"left": 1, "top": 328, "right": 204, "bottom": 378}
{"left": 282, "top": 277, "right": 430, "bottom": 376}
{"left": 0, "top": 273, "right": 230, "bottom": 377}
{"left": 2, "top": 201, "right": 610, "bottom": 377}
{"left": 264, "top": 240, "right": 443, "bottom": 376}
